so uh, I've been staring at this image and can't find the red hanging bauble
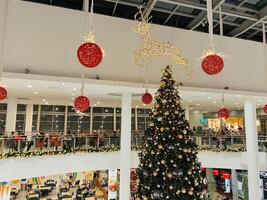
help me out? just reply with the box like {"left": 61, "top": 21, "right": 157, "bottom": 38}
{"left": 74, "top": 96, "right": 90, "bottom": 113}
{"left": 0, "top": 87, "right": 7, "bottom": 101}
{"left": 77, "top": 42, "right": 102, "bottom": 68}
{"left": 142, "top": 92, "right": 153, "bottom": 104}
{"left": 218, "top": 108, "right": 230, "bottom": 120}
{"left": 202, "top": 54, "right": 224, "bottom": 75}
{"left": 263, "top": 104, "right": 267, "bottom": 114}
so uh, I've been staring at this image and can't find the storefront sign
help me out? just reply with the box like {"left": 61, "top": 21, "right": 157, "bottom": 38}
{"left": 225, "top": 179, "right": 231, "bottom": 193}
{"left": 0, "top": 182, "right": 11, "bottom": 200}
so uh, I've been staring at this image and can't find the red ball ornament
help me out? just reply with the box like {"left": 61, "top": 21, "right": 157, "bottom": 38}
{"left": 202, "top": 54, "right": 224, "bottom": 75}
{"left": 0, "top": 87, "right": 7, "bottom": 101}
{"left": 77, "top": 42, "right": 102, "bottom": 68}
{"left": 218, "top": 108, "right": 230, "bottom": 120}
{"left": 142, "top": 92, "right": 153, "bottom": 104}
{"left": 212, "top": 170, "right": 219, "bottom": 176}
{"left": 223, "top": 173, "right": 231, "bottom": 179}
{"left": 74, "top": 96, "right": 90, "bottom": 113}
{"left": 263, "top": 104, "right": 267, "bottom": 114}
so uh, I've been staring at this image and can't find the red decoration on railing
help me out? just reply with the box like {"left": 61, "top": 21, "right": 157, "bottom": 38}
{"left": 218, "top": 108, "right": 230, "bottom": 120}
{"left": 202, "top": 54, "right": 224, "bottom": 75}
{"left": 142, "top": 92, "right": 153, "bottom": 104}
{"left": 212, "top": 170, "right": 219, "bottom": 176}
{"left": 77, "top": 42, "right": 102, "bottom": 68}
{"left": 223, "top": 173, "right": 231, "bottom": 179}
{"left": 0, "top": 87, "right": 7, "bottom": 101}
{"left": 74, "top": 96, "right": 90, "bottom": 113}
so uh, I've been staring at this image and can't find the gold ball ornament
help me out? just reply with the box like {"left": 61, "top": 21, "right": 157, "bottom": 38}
{"left": 158, "top": 145, "right": 163, "bottom": 149}
{"left": 187, "top": 170, "right": 192, "bottom": 175}
{"left": 167, "top": 173, "right": 173, "bottom": 178}
{"left": 161, "top": 160, "right": 166, "bottom": 164}
{"left": 176, "top": 190, "right": 180, "bottom": 194}
{"left": 188, "top": 190, "right": 193, "bottom": 195}
{"left": 149, "top": 163, "right": 152, "bottom": 168}
{"left": 181, "top": 189, "right": 186, "bottom": 193}
{"left": 160, "top": 127, "right": 165, "bottom": 132}
{"left": 178, "top": 154, "right": 183, "bottom": 159}
{"left": 153, "top": 172, "right": 158, "bottom": 176}
{"left": 169, "top": 185, "right": 173, "bottom": 190}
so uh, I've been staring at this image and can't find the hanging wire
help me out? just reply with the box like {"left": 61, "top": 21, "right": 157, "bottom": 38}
{"left": 81, "top": 72, "right": 85, "bottom": 96}
{"left": 89, "top": 0, "right": 94, "bottom": 33}
{"left": 206, "top": 0, "right": 214, "bottom": 51}
{"left": 0, "top": 0, "right": 9, "bottom": 84}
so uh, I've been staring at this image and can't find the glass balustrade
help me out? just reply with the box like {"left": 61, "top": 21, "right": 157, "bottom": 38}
{"left": 0, "top": 133, "right": 266, "bottom": 158}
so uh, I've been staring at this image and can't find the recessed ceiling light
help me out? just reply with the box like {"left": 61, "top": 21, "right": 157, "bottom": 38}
{"left": 72, "top": 93, "right": 76, "bottom": 96}
{"left": 62, "top": 82, "right": 65, "bottom": 86}
{"left": 257, "top": 103, "right": 260, "bottom": 106}
{"left": 189, "top": 100, "right": 193, "bottom": 102}
{"left": 196, "top": 104, "right": 200, "bottom": 106}
{"left": 213, "top": 101, "right": 217, "bottom": 104}
{"left": 236, "top": 95, "right": 241, "bottom": 97}
{"left": 94, "top": 104, "right": 97, "bottom": 107}
{"left": 45, "top": 102, "right": 49, "bottom": 105}
{"left": 71, "top": 98, "right": 74, "bottom": 100}
{"left": 208, "top": 96, "right": 211, "bottom": 99}
{"left": 34, "top": 91, "right": 38, "bottom": 94}
{"left": 73, "top": 88, "right": 77, "bottom": 91}
{"left": 97, "top": 101, "right": 100, "bottom": 104}
{"left": 235, "top": 102, "right": 239, "bottom": 105}
{"left": 116, "top": 86, "right": 119, "bottom": 89}
{"left": 143, "top": 104, "right": 146, "bottom": 106}
{"left": 42, "top": 99, "right": 46, "bottom": 102}
{"left": 201, "top": 92, "right": 205, "bottom": 95}
{"left": 27, "top": 85, "right": 32, "bottom": 88}
{"left": 136, "top": 105, "right": 139, "bottom": 108}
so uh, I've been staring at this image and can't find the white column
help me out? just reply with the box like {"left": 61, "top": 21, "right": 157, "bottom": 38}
{"left": 5, "top": 97, "right": 17, "bottom": 134}
{"left": 25, "top": 104, "right": 33, "bottom": 136}
{"left": 90, "top": 107, "right": 93, "bottom": 134}
{"left": 114, "top": 107, "right": 117, "bottom": 131}
{"left": 244, "top": 99, "right": 260, "bottom": 200}
{"left": 36, "top": 105, "right": 41, "bottom": 132}
{"left": 135, "top": 107, "right": 138, "bottom": 131}
{"left": 185, "top": 105, "right": 190, "bottom": 121}
{"left": 119, "top": 93, "right": 131, "bottom": 200}
{"left": 64, "top": 106, "right": 68, "bottom": 134}
{"left": 231, "top": 169, "right": 238, "bottom": 200}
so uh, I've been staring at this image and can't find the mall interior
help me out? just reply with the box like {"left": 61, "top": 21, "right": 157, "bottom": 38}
{"left": 1, "top": 0, "right": 267, "bottom": 200}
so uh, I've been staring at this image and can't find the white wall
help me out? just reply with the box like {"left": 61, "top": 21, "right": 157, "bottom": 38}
{"left": 1, "top": 151, "right": 267, "bottom": 182}
{"left": 1, "top": 0, "right": 267, "bottom": 93}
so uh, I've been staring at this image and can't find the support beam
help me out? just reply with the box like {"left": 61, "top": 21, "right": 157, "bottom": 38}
{"left": 143, "top": 0, "right": 158, "bottom": 19}
{"left": 164, "top": 5, "right": 179, "bottom": 24}
{"left": 187, "top": 0, "right": 225, "bottom": 30}
{"left": 112, "top": 0, "right": 120, "bottom": 15}
{"left": 119, "top": 93, "right": 132, "bottom": 200}
{"left": 5, "top": 97, "right": 17, "bottom": 134}
{"left": 229, "top": 5, "right": 267, "bottom": 37}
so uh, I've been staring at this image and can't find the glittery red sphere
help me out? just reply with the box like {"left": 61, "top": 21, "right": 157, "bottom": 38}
{"left": 0, "top": 87, "right": 7, "bottom": 101}
{"left": 74, "top": 96, "right": 90, "bottom": 113}
{"left": 77, "top": 42, "right": 102, "bottom": 68}
{"left": 142, "top": 92, "right": 153, "bottom": 104}
{"left": 263, "top": 104, "right": 267, "bottom": 114}
{"left": 218, "top": 108, "right": 230, "bottom": 120}
{"left": 202, "top": 54, "right": 224, "bottom": 75}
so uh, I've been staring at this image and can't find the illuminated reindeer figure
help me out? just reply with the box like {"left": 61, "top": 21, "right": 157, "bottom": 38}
{"left": 133, "top": 8, "right": 194, "bottom": 78}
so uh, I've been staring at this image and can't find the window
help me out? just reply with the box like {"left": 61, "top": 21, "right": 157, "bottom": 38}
{"left": 16, "top": 104, "right": 26, "bottom": 133}
{"left": 137, "top": 108, "right": 151, "bottom": 133}
{"left": 0, "top": 103, "right": 7, "bottom": 133}
{"left": 67, "top": 106, "right": 90, "bottom": 133}
{"left": 40, "top": 105, "right": 65, "bottom": 133}
{"left": 93, "top": 107, "right": 114, "bottom": 132}
{"left": 32, "top": 105, "right": 39, "bottom": 132}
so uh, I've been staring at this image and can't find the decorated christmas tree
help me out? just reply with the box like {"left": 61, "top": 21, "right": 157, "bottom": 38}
{"left": 135, "top": 66, "right": 206, "bottom": 200}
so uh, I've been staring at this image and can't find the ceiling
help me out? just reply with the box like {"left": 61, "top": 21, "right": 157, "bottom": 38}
{"left": 3, "top": 73, "right": 267, "bottom": 112}
{"left": 22, "top": 0, "right": 267, "bottom": 43}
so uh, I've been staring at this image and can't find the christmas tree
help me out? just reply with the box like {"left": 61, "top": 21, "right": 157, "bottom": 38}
{"left": 135, "top": 66, "right": 205, "bottom": 200}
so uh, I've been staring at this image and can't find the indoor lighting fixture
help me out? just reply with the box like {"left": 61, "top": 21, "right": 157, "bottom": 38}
{"left": 62, "top": 82, "right": 65, "bottom": 86}
{"left": 235, "top": 102, "right": 239, "bottom": 105}
{"left": 42, "top": 99, "right": 46, "bottom": 102}
{"left": 73, "top": 88, "right": 77, "bottom": 91}
{"left": 201, "top": 92, "right": 205, "bottom": 95}
{"left": 236, "top": 95, "right": 241, "bottom": 97}
{"left": 27, "top": 85, "right": 33, "bottom": 88}
{"left": 213, "top": 101, "right": 217, "bottom": 104}
{"left": 45, "top": 102, "right": 49, "bottom": 105}
{"left": 94, "top": 104, "right": 97, "bottom": 107}
{"left": 196, "top": 104, "right": 200, "bottom": 106}
{"left": 208, "top": 96, "right": 211, "bottom": 99}
{"left": 97, "top": 101, "right": 100, "bottom": 104}
{"left": 34, "top": 91, "right": 38, "bottom": 94}
{"left": 72, "top": 93, "right": 76, "bottom": 96}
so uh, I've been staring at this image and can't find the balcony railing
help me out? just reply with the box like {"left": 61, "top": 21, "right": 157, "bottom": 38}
{"left": 0, "top": 133, "right": 266, "bottom": 159}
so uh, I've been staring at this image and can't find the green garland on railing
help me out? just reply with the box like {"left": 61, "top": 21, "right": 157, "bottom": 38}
{"left": 0, "top": 145, "right": 120, "bottom": 160}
